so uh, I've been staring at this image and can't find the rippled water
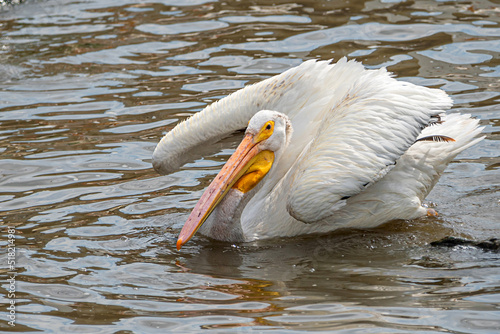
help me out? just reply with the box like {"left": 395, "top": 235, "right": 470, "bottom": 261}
{"left": 1, "top": 0, "right": 499, "bottom": 332}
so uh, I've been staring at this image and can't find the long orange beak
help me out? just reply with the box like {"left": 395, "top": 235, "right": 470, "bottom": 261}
{"left": 176, "top": 134, "right": 272, "bottom": 250}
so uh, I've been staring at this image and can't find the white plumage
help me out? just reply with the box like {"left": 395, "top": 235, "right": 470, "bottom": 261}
{"left": 152, "top": 58, "right": 483, "bottom": 248}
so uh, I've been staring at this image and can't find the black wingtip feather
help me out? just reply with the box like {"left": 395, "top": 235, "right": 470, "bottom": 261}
{"left": 415, "top": 135, "right": 456, "bottom": 143}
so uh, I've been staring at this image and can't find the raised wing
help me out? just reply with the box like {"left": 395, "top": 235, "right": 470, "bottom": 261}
{"left": 285, "top": 64, "right": 452, "bottom": 223}
{"left": 152, "top": 59, "right": 345, "bottom": 174}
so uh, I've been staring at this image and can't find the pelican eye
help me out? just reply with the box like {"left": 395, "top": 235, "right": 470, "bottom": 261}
{"left": 255, "top": 120, "right": 275, "bottom": 143}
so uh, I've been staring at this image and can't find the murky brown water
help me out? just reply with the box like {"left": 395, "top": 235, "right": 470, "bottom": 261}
{"left": 1, "top": 0, "right": 499, "bottom": 332}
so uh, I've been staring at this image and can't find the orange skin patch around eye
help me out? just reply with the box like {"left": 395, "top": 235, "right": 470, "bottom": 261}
{"left": 255, "top": 120, "right": 274, "bottom": 143}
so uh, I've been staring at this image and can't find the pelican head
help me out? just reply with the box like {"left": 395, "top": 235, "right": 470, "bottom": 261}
{"left": 176, "top": 110, "right": 292, "bottom": 250}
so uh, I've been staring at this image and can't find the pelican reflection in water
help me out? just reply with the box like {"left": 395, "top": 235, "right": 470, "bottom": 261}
{"left": 152, "top": 59, "right": 483, "bottom": 250}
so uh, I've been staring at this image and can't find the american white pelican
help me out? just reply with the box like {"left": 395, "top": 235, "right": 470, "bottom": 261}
{"left": 152, "top": 58, "right": 483, "bottom": 250}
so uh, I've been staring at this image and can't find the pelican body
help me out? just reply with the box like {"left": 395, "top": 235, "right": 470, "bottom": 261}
{"left": 152, "top": 58, "right": 483, "bottom": 250}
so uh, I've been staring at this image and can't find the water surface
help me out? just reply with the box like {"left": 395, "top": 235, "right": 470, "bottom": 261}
{"left": 1, "top": 0, "right": 499, "bottom": 332}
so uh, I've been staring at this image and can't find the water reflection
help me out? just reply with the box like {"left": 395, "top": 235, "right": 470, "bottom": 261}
{"left": 1, "top": 0, "right": 499, "bottom": 332}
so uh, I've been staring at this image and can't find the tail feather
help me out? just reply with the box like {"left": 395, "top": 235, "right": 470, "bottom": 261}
{"left": 416, "top": 113, "right": 485, "bottom": 163}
